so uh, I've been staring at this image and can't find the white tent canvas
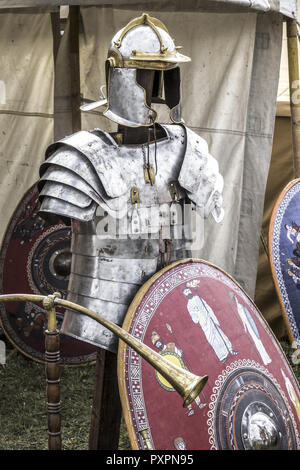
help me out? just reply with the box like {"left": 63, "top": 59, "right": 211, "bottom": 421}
{"left": 0, "top": 1, "right": 297, "bottom": 300}
{"left": 0, "top": 0, "right": 297, "bottom": 17}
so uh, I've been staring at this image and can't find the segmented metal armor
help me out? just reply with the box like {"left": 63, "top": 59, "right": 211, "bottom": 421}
{"left": 38, "top": 13, "right": 225, "bottom": 353}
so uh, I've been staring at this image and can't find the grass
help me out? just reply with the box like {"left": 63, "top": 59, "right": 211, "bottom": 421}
{"left": 0, "top": 337, "right": 131, "bottom": 450}
{"left": 0, "top": 336, "right": 300, "bottom": 450}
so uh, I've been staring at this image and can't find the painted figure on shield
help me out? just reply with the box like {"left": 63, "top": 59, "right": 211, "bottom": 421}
{"left": 152, "top": 330, "right": 206, "bottom": 416}
{"left": 281, "top": 368, "right": 300, "bottom": 421}
{"left": 37, "top": 13, "right": 225, "bottom": 354}
{"left": 287, "top": 269, "right": 300, "bottom": 290}
{"left": 285, "top": 222, "right": 300, "bottom": 244}
{"left": 228, "top": 292, "right": 271, "bottom": 365}
{"left": 182, "top": 284, "right": 238, "bottom": 363}
{"left": 173, "top": 437, "right": 187, "bottom": 450}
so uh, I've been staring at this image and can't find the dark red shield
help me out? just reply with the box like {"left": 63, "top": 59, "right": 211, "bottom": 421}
{"left": 0, "top": 183, "right": 97, "bottom": 364}
{"left": 118, "top": 259, "right": 300, "bottom": 450}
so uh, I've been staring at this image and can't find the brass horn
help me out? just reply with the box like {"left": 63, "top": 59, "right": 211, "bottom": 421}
{"left": 0, "top": 293, "right": 208, "bottom": 407}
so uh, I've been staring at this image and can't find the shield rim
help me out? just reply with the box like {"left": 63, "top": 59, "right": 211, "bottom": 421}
{"left": 0, "top": 182, "right": 97, "bottom": 366}
{"left": 117, "top": 257, "right": 300, "bottom": 450}
{"left": 268, "top": 178, "right": 300, "bottom": 350}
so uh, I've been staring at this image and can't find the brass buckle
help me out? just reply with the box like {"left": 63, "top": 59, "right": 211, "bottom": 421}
{"left": 131, "top": 187, "right": 140, "bottom": 205}
{"left": 168, "top": 181, "right": 180, "bottom": 201}
{"left": 144, "top": 165, "right": 155, "bottom": 185}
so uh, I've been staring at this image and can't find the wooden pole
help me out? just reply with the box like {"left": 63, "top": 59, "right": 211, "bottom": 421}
{"left": 287, "top": 19, "right": 300, "bottom": 177}
{"left": 69, "top": 6, "right": 81, "bottom": 133}
{"left": 43, "top": 293, "right": 62, "bottom": 450}
{"left": 89, "top": 348, "right": 122, "bottom": 450}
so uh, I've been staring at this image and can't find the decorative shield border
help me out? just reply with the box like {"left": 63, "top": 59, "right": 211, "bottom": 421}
{"left": 118, "top": 258, "right": 300, "bottom": 450}
{"left": 269, "top": 178, "right": 300, "bottom": 351}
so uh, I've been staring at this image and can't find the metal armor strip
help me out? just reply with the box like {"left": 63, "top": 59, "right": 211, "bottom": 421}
{"left": 45, "top": 130, "right": 129, "bottom": 198}
{"left": 62, "top": 291, "right": 126, "bottom": 351}
{"left": 66, "top": 291, "right": 128, "bottom": 323}
{"left": 39, "top": 166, "right": 104, "bottom": 207}
{"left": 40, "top": 182, "right": 92, "bottom": 208}
{"left": 39, "top": 197, "right": 97, "bottom": 222}
{"left": 71, "top": 254, "right": 157, "bottom": 284}
{"left": 178, "top": 126, "right": 224, "bottom": 222}
{"left": 178, "top": 126, "right": 209, "bottom": 193}
{"left": 68, "top": 273, "right": 140, "bottom": 304}
{"left": 40, "top": 149, "right": 102, "bottom": 194}
{"left": 71, "top": 234, "right": 160, "bottom": 259}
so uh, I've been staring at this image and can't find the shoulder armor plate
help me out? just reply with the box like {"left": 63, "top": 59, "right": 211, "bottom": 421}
{"left": 178, "top": 126, "right": 224, "bottom": 222}
{"left": 39, "top": 124, "right": 224, "bottom": 223}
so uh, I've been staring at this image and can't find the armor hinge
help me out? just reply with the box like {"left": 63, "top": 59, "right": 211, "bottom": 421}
{"left": 131, "top": 187, "right": 140, "bottom": 205}
{"left": 144, "top": 165, "right": 156, "bottom": 185}
{"left": 168, "top": 181, "right": 180, "bottom": 201}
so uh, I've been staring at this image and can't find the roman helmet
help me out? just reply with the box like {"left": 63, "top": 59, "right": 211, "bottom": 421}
{"left": 83, "top": 13, "right": 191, "bottom": 127}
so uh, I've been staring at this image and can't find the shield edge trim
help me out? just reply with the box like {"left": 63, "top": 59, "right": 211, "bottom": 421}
{"left": 117, "top": 257, "right": 300, "bottom": 450}
{"left": 0, "top": 182, "right": 39, "bottom": 362}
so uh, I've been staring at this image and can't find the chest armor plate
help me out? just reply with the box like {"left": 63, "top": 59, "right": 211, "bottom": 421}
{"left": 38, "top": 124, "right": 224, "bottom": 352}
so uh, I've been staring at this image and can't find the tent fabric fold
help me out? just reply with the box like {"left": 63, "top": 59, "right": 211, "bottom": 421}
{"left": 0, "top": 1, "right": 297, "bottom": 18}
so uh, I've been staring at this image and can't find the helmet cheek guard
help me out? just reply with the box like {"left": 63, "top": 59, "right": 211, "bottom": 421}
{"left": 164, "top": 67, "right": 182, "bottom": 124}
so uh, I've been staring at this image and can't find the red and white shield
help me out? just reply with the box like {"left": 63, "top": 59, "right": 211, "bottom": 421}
{"left": 118, "top": 259, "right": 300, "bottom": 450}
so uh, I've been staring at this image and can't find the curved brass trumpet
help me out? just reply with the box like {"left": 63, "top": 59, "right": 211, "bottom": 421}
{"left": 0, "top": 293, "right": 208, "bottom": 407}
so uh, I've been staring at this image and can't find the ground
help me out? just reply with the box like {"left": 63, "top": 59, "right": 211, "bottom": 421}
{"left": 0, "top": 338, "right": 299, "bottom": 450}
{"left": 0, "top": 338, "right": 130, "bottom": 450}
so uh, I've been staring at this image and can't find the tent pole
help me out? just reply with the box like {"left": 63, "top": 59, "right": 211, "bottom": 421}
{"left": 69, "top": 6, "right": 81, "bottom": 133}
{"left": 287, "top": 19, "right": 300, "bottom": 178}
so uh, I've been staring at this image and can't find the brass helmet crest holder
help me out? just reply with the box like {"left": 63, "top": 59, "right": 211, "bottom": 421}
{"left": 0, "top": 292, "right": 208, "bottom": 450}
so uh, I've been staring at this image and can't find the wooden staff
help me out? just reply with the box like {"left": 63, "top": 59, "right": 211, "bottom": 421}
{"left": 287, "top": 19, "right": 300, "bottom": 178}
{"left": 43, "top": 293, "right": 62, "bottom": 451}
{"left": 69, "top": 6, "right": 81, "bottom": 133}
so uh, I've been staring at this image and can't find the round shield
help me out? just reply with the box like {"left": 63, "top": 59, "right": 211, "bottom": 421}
{"left": 118, "top": 259, "right": 300, "bottom": 450}
{"left": 269, "top": 178, "right": 300, "bottom": 353}
{"left": 0, "top": 183, "right": 97, "bottom": 364}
